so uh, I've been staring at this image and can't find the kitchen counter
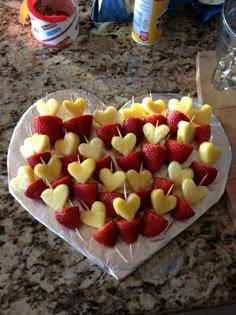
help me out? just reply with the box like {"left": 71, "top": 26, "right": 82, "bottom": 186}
{"left": 1, "top": 1, "right": 236, "bottom": 314}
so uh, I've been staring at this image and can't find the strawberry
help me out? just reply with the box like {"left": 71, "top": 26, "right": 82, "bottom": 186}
{"left": 60, "top": 154, "right": 82, "bottom": 176}
{"left": 134, "top": 189, "right": 151, "bottom": 210}
{"left": 141, "top": 143, "right": 167, "bottom": 173}
{"left": 122, "top": 117, "right": 144, "bottom": 142}
{"left": 55, "top": 206, "right": 80, "bottom": 229}
{"left": 24, "top": 178, "right": 48, "bottom": 200}
{"left": 166, "top": 110, "right": 189, "bottom": 134}
{"left": 171, "top": 197, "right": 195, "bottom": 220}
{"left": 93, "top": 220, "right": 118, "bottom": 247}
{"left": 165, "top": 139, "right": 193, "bottom": 163}
{"left": 141, "top": 209, "right": 168, "bottom": 237}
{"left": 144, "top": 114, "right": 166, "bottom": 126}
{"left": 116, "top": 216, "right": 141, "bottom": 244}
{"left": 73, "top": 183, "right": 98, "bottom": 209}
{"left": 64, "top": 114, "right": 93, "bottom": 141}
{"left": 96, "top": 122, "right": 122, "bottom": 146}
{"left": 116, "top": 151, "right": 142, "bottom": 172}
{"left": 190, "top": 161, "right": 218, "bottom": 186}
{"left": 93, "top": 156, "right": 115, "bottom": 181}
{"left": 153, "top": 177, "right": 175, "bottom": 195}
{"left": 195, "top": 124, "right": 211, "bottom": 145}
{"left": 33, "top": 115, "right": 63, "bottom": 144}
{"left": 98, "top": 192, "right": 124, "bottom": 217}
{"left": 26, "top": 151, "right": 51, "bottom": 169}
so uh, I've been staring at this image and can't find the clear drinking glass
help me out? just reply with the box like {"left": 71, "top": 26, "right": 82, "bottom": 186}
{"left": 212, "top": 0, "right": 236, "bottom": 90}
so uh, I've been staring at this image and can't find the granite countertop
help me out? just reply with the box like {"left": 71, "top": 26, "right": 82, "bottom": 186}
{"left": 1, "top": 1, "right": 236, "bottom": 314}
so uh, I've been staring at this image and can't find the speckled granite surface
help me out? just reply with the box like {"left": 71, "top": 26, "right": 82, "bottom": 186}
{"left": 1, "top": 1, "right": 236, "bottom": 314}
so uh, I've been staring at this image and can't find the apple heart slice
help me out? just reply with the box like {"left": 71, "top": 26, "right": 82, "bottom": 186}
{"left": 151, "top": 189, "right": 177, "bottom": 215}
{"left": 62, "top": 98, "right": 86, "bottom": 117}
{"left": 182, "top": 179, "right": 208, "bottom": 205}
{"left": 143, "top": 122, "right": 170, "bottom": 144}
{"left": 34, "top": 155, "right": 62, "bottom": 182}
{"left": 68, "top": 159, "right": 96, "bottom": 184}
{"left": 126, "top": 169, "right": 152, "bottom": 191}
{"left": 55, "top": 132, "right": 80, "bottom": 156}
{"left": 188, "top": 104, "right": 212, "bottom": 124}
{"left": 113, "top": 193, "right": 140, "bottom": 221}
{"left": 168, "top": 161, "right": 194, "bottom": 186}
{"left": 111, "top": 133, "right": 137, "bottom": 156}
{"left": 93, "top": 106, "right": 118, "bottom": 126}
{"left": 120, "top": 103, "right": 144, "bottom": 121}
{"left": 99, "top": 168, "right": 126, "bottom": 192}
{"left": 20, "top": 133, "right": 50, "bottom": 158}
{"left": 10, "top": 165, "right": 36, "bottom": 192}
{"left": 78, "top": 137, "right": 104, "bottom": 160}
{"left": 142, "top": 97, "right": 166, "bottom": 114}
{"left": 80, "top": 201, "right": 106, "bottom": 228}
{"left": 41, "top": 184, "right": 69, "bottom": 209}
{"left": 36, "top": 98, "right": 61, "bottom": 115}
{"left": 177, "top": 121, "right": 196, "bottom": 144}
{"left": 168, "top": 96, "right": 192, "bottom": 115}
{"left": 199, "top": 142, "right": 222, "bottom": 166}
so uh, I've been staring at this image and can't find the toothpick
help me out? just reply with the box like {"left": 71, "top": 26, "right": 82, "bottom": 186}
{"left": 190, "top": 115, "right": 195, "bottom": 124}
{"left": 45, "top": 91, "right": 48, "bottom": 102}
{"left": 68, "top": 199, "right": 74, "bottom": 207}
{"left": 81, "top": 200, "right": 90, "bottom": 211}
{"left": 139, "top": 162, "right": 143, "bottom": 173}
{"left": 155, "top": 120, "right": 159, "bottom": 128}
{"left": 45, "top": 178, "right": 52, "bottom": 189}
{"left": 77, "top": 155, "right": 81, "bottom": 163}
{"left": 110, "top": 161, "right": 113, "bottom": 172}
{"left": 199, "top": 174, "right": 208, "bottom": 186}
{"left": 209, "top": 135, "right": 213, "bottom": 143}
{"left": 166, "top": 184, "right": 174, "bottom": 197}
{"left": 115, "top": 246, "right": 128, "bottom": 263}
{"left": 75, "top": 228, "right": 87, "bottom": 245}
{"left": 70, "top": 89, "right": 74, "bottom": 103}
{"left": 123, "top": 182, "right": 127, "bottom": 200}
{"left": 149, "top": 91, "right": 153, "bottom": 100}
{"left": 117, "top": 126, "right": 122, "bottom": 138}
{"left": 84, "top": 135, "right": 89, "bottom": 144}
{"left": 130, "top": 244, "right": 133, "bottom": 262}
{"left": 132, "top": 95, "right": 135, "bottom": 105}
{"left": 136, "top": 235, "right": 145, "bottom": 251}
{"left": 28, "top": 123, "right": 33, "bottom": 136}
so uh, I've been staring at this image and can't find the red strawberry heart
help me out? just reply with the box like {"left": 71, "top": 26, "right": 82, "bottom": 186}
{"left": 98, "top": 192, "right": 125, "bottom": 217}
{"left": 153, "top": 177, "right": 175, "bottom": 195}
{"left": 73, "top": 183, "right": 98, "bottom": 209}
{"left": 93, "top": 220, "right": 118, "bottom": 247}
{"left": 141, "top": 143, "right": 167, "bottom": 173}
{"left": 122, "top": 117, "right": 144, "bottom": 143}
{"left": 144, "top": 114, "right": 166, "bottom": 126}
{"left": 133, "top": 189, "right": 151, "bottom": 210}
{"left": 116, "top": 216, "right": 142, "bottom": 244}
{"left": 55, "top": 206, "right": 81, "bottom": 229}
{"left": 33, "top": 115, "right": 64, "bottom": 144}
{"left": 166, "top": 110, "right": 189, "bottom": 134}
{"left": 171, "top": 197, "right": 195, "bottom": 220}
{"left": 24, "top": 178, "right": 48, "bottom": 200}
{"left": 141, "top": 209, "right": 168, "bottom": 237}
{"left": 96, "top": 122, "right": 122, "bottom": 146}
{"left": 59, "top": 154, "right": 82, "bottom": 176}
{"left": 64, "top": 114, "right": 93, "bottom": 141}
{"left": 165, "top": 139, "right": 193, "bottom": 163}
{"left": 93, "top": 156, "right": 115, "bottom": 181}
{"left": 116, "top": 151, "right": 142, "bottom": 172}
{"left": 26, "top": 151, "right": 51, "bottom": 169}
{"left": 195, "top": 124, "right": 211, "bottom": 145}
{"left": 190, "top": 161, "right": 218, "bottom": 186}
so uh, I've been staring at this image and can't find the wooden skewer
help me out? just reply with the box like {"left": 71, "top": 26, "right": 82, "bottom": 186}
{"left": 199, "top": 174, "right": 208, "bottom": 186}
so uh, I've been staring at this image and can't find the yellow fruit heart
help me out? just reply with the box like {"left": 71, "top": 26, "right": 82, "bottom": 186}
{"left": 10, "top": 165, "right": 36, "bottom": 192}
{"left": 41, "top": 184, "right": 69, "bottom": 209}
{"left": 142, "top": 97, "right": 166, "bottom": 114}
{"left": 55, "top": 132, "right": 80, "bottom": 156}
{"left": 99, "top": 168, "right": 126, "bottom": 192}
{"left": 62, "top": 98, "right": 86, "bottom": 117}
{"left": 111, "top": 133, "right": 137, "bottom": 155}
{"left": 182, "top": 179, "right": 208, "bottom": 205}
{"left": 199, "top": 142, "right": 222, "bottom": 166}
{"left": 36, "top": 98, "right": 61, "bottom": 115}
{"left": 93, "top": 106, "right": 118, "bottom": 126}
{"left": 120, "top": 103, "right": 144, "bottom": 121}
{"left": 151, "top": 189, "right": 177, "bottom": 215}
{"left": 188, "top": 104, "right": 212, "bottom": 124}
{"left": 177, "top": 121, "right": 196, "bottom": 144}
{"left": 126, "top": 169, "right": 152, "bottom": 191}
{"left": 80, "top": 201, "right": 106, "bottom": 228}
{"left": 168, "top": 96, "right": 192, "bottom": 114}
{"left": 78, "top": 137, "right": 104, "bottom": 160}
{"left": 34, "top": 155, "right": 62, "bottom": 182}
{"left": 143, "top": 123, "right": 170, "bottom": 144}
{"left": 168, "top": 161, "right": 194, "bottom": 186}
{"left": 113, "top": 193, "right": 140, "bottom": 221}
{"left": 20, "top": 133, "right": 50, "bottom": 158}
{"left": 68, "top": 159, "right": 95, "bottom": 183}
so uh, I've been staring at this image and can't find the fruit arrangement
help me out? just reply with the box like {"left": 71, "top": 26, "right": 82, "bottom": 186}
{"left": 9, "top": 92, "right": 224, "bottom": 251}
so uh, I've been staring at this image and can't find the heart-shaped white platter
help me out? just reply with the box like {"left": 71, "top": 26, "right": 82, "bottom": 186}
{"left": 7, "top": 89, "right": 232, "bottom": 280}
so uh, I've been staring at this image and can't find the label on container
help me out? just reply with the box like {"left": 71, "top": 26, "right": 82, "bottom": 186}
{"left": 132, "top": 0, "right": 169, "bottom": 45}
